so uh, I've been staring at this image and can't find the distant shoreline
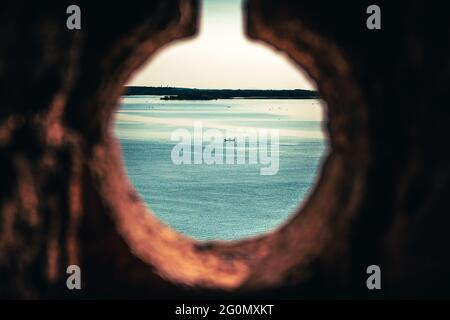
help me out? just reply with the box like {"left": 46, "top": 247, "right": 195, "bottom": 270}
{"left": 123, "top": 86, "right": 319, "bottom": 100}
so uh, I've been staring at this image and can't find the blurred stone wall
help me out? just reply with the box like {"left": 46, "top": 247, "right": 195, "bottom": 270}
{"left": 0, "top": 0, "right": 449, "bottom": 298}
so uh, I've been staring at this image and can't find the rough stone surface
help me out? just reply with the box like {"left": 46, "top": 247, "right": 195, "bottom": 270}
{"left": 0, "top": 0, "right": 449, "bottom": 298}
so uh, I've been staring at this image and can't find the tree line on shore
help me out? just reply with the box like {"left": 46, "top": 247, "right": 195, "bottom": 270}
{"left": 124, "top": 86, "right": 319, "bottom": 100}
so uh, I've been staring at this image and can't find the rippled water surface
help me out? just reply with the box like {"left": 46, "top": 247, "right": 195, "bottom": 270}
{"left": 115, "top": 95, "right": 327, "bottom": 240}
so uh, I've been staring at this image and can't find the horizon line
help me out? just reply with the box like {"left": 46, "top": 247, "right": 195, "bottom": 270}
{"left": 125, "top": 85, "right": 318, "bottom": 91}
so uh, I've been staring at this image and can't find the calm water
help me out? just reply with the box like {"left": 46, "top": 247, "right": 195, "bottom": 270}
{"left": 115, "top": 95, "right": 327, "bottom": 240}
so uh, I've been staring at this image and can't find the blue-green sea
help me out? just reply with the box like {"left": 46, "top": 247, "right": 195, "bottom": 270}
{"left": 115, "top": 95, "right": 326, "bottom": 240}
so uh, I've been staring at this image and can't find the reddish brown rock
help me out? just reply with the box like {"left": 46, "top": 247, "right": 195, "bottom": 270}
{"left": 0, "top": 0, "right": 449, "bottom": 299}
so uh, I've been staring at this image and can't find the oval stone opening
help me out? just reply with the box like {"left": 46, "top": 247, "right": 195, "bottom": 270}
{"left": 114, "top": 0, "right": 328, "bottom": 240}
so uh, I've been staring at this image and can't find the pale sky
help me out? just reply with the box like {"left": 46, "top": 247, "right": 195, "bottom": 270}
{"left": 129, "top": 0, "right": 315, "bottom": 90}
